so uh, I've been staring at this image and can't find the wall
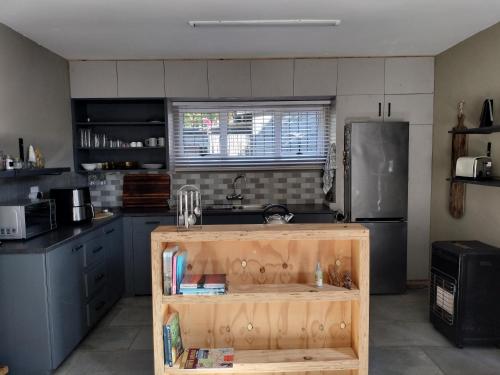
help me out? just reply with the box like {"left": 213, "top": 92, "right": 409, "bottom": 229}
{"left": 0, "top": 23, "right": 73, "bottom": 167}
{"left": 431, "top": 23, "right": 500, "bottom": 248}
{"left": 89, "top": 170, "right": 325, "bottom": 208}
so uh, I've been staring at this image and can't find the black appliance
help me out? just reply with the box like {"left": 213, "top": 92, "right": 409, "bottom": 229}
{"left": 479, "top": 99, "right": 494, "bottom": 128}
{"left": 49, "top": 187, "right": 94, "bottom": 225}
{"left": 430, "top": 241, "right": 500, "bottom": 347}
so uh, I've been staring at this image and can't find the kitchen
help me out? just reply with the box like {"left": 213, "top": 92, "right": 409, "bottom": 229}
{"left": 0, "top": 1, "right": 500, "bottom": 374}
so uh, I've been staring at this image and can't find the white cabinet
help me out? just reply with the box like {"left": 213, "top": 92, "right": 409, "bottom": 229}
{"left": 69, "top": 61, "right": 117, "bottom": 98}
{"left": 337, "top": 58, "right": 385, "bottom": 95}
{"left": 207, "top": 60, "right": 251, "bottom": 97}
{"left": 385, "top": 57, "right": 434, "bottom": 94}
{"left": 384, "top": 94, "right": 434, "bottom": 125}
{"left": 293, "top": 59, "right": 337, "bottom": 96}
{"left": 164, "top": 60, "right": 208, "bottom": 97}
{"left": 251, "top": 60, "right": 293, "bottom": 97}
{"left": 407, "top": 125, "right": 433, "bottom": 280}
{"left": 117, "top": 61, "right": 165, "bottom": 97}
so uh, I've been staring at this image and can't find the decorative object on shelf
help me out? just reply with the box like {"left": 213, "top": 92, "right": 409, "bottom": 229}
{"left": 342, "top": 272, "right": 353, "bottom": 290}
{"left": 328, "top": 259, "right": 342, "bottom": 287}
{"left": 449, "top": 100, "right": 468, "bottom": 219}
{"left": 479, "top": 99, "right": 494, "bottom": 128}
{"left": 177, "top": 185, "right": 202, "bottom": 230}
{"left": 315, "top": 262, "right": 323, "bottom": 287}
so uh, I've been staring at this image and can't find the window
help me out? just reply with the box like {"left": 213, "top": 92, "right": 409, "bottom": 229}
{"left": 170, "top": 100, "right": 334, "bottom": 170}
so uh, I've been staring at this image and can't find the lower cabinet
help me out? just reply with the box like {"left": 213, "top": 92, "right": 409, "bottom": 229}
{"left": 131, "top": 216, "right": 175, "bottom": 295}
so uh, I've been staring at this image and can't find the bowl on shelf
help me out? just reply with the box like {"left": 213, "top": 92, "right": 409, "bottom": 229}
{"left": 141, "top": 163, "right": 163, "bottom": 170}
{"left": 81, "top": 163, "right": 97, "bottom": 171}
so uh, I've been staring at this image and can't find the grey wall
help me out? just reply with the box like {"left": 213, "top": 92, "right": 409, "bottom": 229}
{"left": 0, "top": 23, "right": 73, "bottom": 168}
{"left": 431, "top": 22, "right": 500, "bottom": 247}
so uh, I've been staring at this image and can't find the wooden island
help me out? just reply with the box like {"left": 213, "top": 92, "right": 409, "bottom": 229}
{"left": 151, "top": 224, "right": 369, "bottom": 375}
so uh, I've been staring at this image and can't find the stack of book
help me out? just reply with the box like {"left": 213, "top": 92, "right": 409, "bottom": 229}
{"left": 162, "top": 246, "right": 188, "bottom": 295}
{"left": 163, "top": 312, "right": 184, "bottom": 367}
{"left": 182, "top": 348, "right": 234, "bottom": 369}
{"left": 179, "top": 274, "right": 227, "bottom": 295}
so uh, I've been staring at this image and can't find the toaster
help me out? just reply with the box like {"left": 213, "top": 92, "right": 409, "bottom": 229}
{"left": 455, "top": 156, "right": 492, "bottom": 179}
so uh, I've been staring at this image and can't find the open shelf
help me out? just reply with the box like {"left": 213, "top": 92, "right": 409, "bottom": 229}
{"left": 448, "top": 125, "right": 500, "bottom": 134}
{"left": 77, "top": 147, "right": 165, "bottom": 151}
{"left": 76, "top": 121, "right": 165, "bottom": 126}
{"left": 163, "top": 283, "right": 359, "bottom": 304}
{"left": 78, "top": 168, "right": 167, "bottom": 174}
{"left": 448, "top": 177, "right": 500, "bottom": 187}
{"left": 168, "top": 347, "right": 359, "bottom": 373}
{"left": 0, "top": 167, "right": 70, "bottom": 178}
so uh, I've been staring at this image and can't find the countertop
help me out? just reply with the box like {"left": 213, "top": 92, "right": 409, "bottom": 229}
{"left": 0, "top": 214, "right": 122, "bottom": 255}
{"left": 0, "top": 204, "right": 335, "bottom": 255}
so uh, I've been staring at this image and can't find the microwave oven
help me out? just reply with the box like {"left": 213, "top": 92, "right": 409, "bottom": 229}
{"left": 0, "top": 199, "right": 57, "bottom": 240}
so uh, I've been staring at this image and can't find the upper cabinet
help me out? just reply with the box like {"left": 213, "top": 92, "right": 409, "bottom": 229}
{"left": 117, "top": 61, "right": 165, "bottom": 97}
{"left": 164, "top": 60, "right": 208, "bottom": 97}
{"left": 69, "top": 61, "right": 118, "bottom": 98}
{"left": 251, "top": 60, "right": 293, "bottom": 97}
{"left": 384, "top": 94, "right": 434, "bottom": 125}
{"left": 207, "top": 60, "right": 251, "bottom": 97}
{"left": 385, "top": 57, "right": 434, "bottom": 94}
{"left": 337, "top": 58, "right": 385, "bottom": 95}
{"left": 293, "top": 59, "right": 337, "bottom": 96}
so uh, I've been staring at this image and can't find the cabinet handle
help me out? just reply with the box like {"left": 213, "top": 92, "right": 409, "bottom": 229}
{"left": 73, "top": 244, "right": 83, "bottom": 252}
{"left": 92, "top": 246, "right": 103, "bottom": 254}
{"left": 95, "top": 301, "right": 106, "bottom": 311}
{"left": 94, "top": 273, "right": 105, "bottom": 282}
{"left": 105, "top": 228, "right": 115, "bottom": 235}
{"left": 378, "top": 102, "right": 382, "bottom": 117}
{"left": 145, "top": 221, "right": 161, "bottom": 225}
{"left": 388, "top": 102, "right": 391, "bottom": 117}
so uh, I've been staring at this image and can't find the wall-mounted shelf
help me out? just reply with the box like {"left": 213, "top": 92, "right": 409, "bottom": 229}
{"left": 78, "top": 168, "right": 167, "bottom": 174}
{"left": 448, "top": 177, "right": 500, "bottom": 188}
{"left": 0, "top": 168, "right": 70, "bottom": 178}
{"left": 76, "top": 121, "right": 165, "bottom": 126}
{"left": 448, "top": 125, "right": 500, "bottom": 134}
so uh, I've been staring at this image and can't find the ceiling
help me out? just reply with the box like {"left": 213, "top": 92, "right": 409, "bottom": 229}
{"left": 1, "top": 0, "right": 499, "bottom": 60}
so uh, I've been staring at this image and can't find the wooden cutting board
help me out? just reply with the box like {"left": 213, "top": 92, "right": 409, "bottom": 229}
{"left": 449, "top": 113, "right": 467, "bottom": 219}
{"left": 123, "top": 174, "right": 170, "bottom": 208}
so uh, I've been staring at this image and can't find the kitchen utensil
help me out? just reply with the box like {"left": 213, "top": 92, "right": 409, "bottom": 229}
{"left": 188, "top": 191, "right": 197, "bottom": 225}
{"left": 262, "top": 204, "right": 294, "bottom": 224}
{"left": 81, "top": 163, "right": 97, "bottom": 171}
{"left": 184, "top": 191, "right": 189, "bottom": 229}
{"left": 145, "top": 137, "right": 157, "bottom": 147}
{"left": 179, "top": 192, "right": 184, "bottom": 225}
{"left": 194, "top": 191, "right": 201, "bottom": 216}
{"left": 158, "top": 137, "right": 165, "bottom": 147}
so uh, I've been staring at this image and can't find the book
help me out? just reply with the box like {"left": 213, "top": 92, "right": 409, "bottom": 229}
{"left": 180, "top": 274, "right": 204, "bottom": 289}
{"left": 163, "top": 312, "right": 184, "bottom": 366}
{"left": 203, "top": 274, "right": 226, "bottom": 289}
{"left": 183, "top": 348, "right": 234, "bottom": 369}
{"left": 175, "top": 251, "right": 188, "bottom": 294}
{"left": 179, "top": 288, "right": 226, "bottom": 295}
{"left": 162, "top": 246, "right": 178, "bottom": 295}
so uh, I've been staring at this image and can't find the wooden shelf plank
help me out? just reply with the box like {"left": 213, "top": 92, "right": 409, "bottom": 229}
{"left": 167, "top": 347, "right": 358, "bottom": 373}
{"left": 163, "top": 283, "right": 359, "bottom": 304}
{"left": 448, "top": 177, "right": 500, "bottom": 187}
{"left": 448, "top": 124, "right": 500, "bottom": 134}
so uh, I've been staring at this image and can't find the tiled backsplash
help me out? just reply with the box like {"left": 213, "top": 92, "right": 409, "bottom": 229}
{"left": 89, "top": 170, "right": 328, "bottom": 208}
{"left": 0, "top": 172, "right": 87, "bottom": 204}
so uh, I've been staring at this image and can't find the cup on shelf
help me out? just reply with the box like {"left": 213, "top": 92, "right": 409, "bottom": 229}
{"left": 157, "top": 137, "right": 165, "bottom": 147}
{"left": 136, "top": 141, "right": 143, "bottom": 147}
{"left": 145, "top": 138, "right": 157, "bottom": 147}
{"left": 131, "top": 142, "right": 137, "bottom": 148}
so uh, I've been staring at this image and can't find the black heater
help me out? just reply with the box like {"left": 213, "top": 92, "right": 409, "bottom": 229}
{"left": 430, "top": 241, "right": 500, "bottom": 348}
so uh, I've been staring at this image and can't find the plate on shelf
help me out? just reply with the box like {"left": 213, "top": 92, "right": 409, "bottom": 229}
{"left": 141, "top": 163, "right": 164, "bottom": 170}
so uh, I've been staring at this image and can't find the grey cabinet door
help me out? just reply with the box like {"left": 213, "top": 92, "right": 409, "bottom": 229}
{"left": 104, "top": 219, "right": 125, "bottom": 304}
{"left": 292, "top": 213, "right": 335, "bottom": 223}
{"left": 203, "top": 214, "right": 262, "bottom": 225}
{"left": 132, "top": 216, "right": 174, "bottom": 295}
{"left": 46, "top": 241, "right": 86, "bottom": 368}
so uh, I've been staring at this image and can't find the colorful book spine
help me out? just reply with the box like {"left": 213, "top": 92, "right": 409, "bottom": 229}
{"left": 162, "top": 247, "right": 178, "bottom": 295}
{"left": 163, "top": 325, "right": 172, "bottom": 366}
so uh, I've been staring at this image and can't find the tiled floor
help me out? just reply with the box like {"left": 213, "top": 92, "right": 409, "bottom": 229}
{"left": 55, "top": 288, "right": 500, "bottom": 375}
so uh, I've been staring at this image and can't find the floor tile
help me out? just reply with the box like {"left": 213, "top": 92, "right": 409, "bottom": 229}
{"left": 80, "top": 326, "right": 141, "bottom": 351}
{"left": 370, "top": 347, "right": 444, "bottom": 375}
{"left": 130, "top": 326, "right": 153, "bottom": 351}
{"left": 370, "top": 290, "right": 429, "bottom": 323}
{"left": 423, "top": 347, "right": 500, "bottom": 375}
{"left": 370, "top": 320, "right": 452, "bottom": 347}
{"left": 109, "top": 306, "right": 152, "bottom": 327}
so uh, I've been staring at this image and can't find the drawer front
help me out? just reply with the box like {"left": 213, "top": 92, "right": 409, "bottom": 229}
{"left": 84, "top": 237, "right": 106, "bottom": 268}
{"left": 84, "top": 262, "right": 108, "bottom": 299}
{"left": 86, "top": 287, "right": 109, "bottom": 327}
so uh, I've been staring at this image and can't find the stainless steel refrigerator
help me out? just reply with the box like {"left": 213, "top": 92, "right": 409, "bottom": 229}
{"left": 344, "top": 122, "right": 409, "bottom": 294}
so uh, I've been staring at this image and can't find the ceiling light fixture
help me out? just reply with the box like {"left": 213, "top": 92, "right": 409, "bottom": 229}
{"left": 188, "top": 19, "right": 341, "bottom": 28}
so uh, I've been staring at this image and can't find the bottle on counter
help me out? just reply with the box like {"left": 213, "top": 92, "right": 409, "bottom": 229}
{"left": 315, "top": 262, "right": 323, "bottom": 287}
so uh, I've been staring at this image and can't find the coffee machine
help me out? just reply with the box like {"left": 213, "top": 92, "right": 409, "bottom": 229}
{"left": 50, "top": 187, "right": 94, "bottom": 225}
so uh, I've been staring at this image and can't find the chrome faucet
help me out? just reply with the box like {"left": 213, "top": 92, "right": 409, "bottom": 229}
{"left": 226, "top": 174, "right": 246, "bottom": 202}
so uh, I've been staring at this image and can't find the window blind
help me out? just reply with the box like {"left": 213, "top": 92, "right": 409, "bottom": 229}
{"left": 170, "top": 100, "right": 333, "bottom": 170}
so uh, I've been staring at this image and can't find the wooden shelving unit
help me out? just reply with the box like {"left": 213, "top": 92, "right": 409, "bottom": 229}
{"left": 448, "top": 125, "right": 500, "bottom": 134}
{"left": 448, "top": 177, "right": 500, "bottom": 188}
{"left": 151, "top": 224, "right": 370, "bottom": 375}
